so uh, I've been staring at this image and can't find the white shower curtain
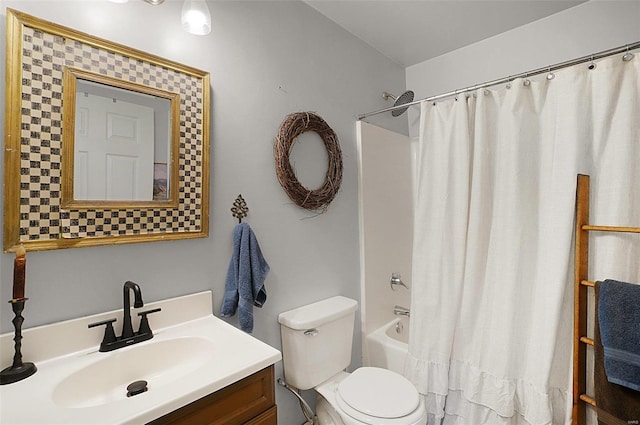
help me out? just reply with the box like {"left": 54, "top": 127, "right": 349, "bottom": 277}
{"left": 407, "top": 53, "right": 640, "bottom": 425}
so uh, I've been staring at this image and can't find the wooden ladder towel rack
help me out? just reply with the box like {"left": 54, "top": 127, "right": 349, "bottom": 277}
{"left": 572, "top": 174, "right": 640, "bottom": 424}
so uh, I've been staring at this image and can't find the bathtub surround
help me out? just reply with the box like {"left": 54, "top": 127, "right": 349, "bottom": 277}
{"left": 407, "top": 52, "right": 640, "bottom": 425}
{"left": 356, "top": 121, "right": 413, "bottom": 349}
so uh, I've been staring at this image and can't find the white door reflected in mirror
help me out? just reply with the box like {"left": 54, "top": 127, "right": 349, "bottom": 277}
{"left": 71, "top": 78, "right": 173, "bottom": 203}
{"left": 74, "top": 93, "right": 155, "bottom": 201}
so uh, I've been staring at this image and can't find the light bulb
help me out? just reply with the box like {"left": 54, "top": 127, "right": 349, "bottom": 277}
{"left": 182, "top": 0, "right": 211, "bottom": 35}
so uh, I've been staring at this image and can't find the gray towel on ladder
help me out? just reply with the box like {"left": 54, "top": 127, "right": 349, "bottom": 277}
{"left": 595, "top": 281, "right": 640, "bottom": 425}
{"left": 598, "top": 279, "right": 640, "bottom": 391}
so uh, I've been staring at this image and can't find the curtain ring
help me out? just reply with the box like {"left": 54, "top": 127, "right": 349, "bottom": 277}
{"left": 588, "top": 56, "right": 597, "bottom": 70}
{"left": 523, "top": 73, "right": 531, "bottom": 87}
{"left": 622, "top": 45, "right": 634, "bottom": 62}
{"left": 546, "top": 67, "right": 555, "bottom": 80}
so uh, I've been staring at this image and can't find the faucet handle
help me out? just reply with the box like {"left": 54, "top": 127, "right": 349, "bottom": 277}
{"left": 137, "top": 307, "right": 161, "bottom": 317}
{"left": 88, "top": 318, "right": 118, "bottom": 349}
{"left": 390, "top": 273, "right": 408, "bottom": 291}
{"left": 136, "top": 308, "right": 161, "bottom": 335}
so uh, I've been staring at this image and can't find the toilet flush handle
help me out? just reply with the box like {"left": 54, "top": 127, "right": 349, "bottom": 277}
{"left": 304, "top": 328, "right": 319, "bottom": 336}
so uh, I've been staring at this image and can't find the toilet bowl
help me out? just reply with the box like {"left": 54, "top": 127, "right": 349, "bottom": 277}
{"left": 316, "top": 369, "right": 426, "bottom": 425}
{"left": 278, "top": 296, "right": 426, "bottom": 425}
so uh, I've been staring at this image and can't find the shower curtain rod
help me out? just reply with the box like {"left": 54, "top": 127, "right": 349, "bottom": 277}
{"left": 357, "top": 40, "right": 640, "bottom": 121}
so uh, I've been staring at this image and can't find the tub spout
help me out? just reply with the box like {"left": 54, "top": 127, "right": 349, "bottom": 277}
{"left": 393, "top": 305, "right": 410, "bottom": 317}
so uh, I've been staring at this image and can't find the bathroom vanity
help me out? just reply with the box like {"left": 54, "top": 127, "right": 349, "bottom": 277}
{"left": 0, "top": 291, "right": 281, "bottom": 424}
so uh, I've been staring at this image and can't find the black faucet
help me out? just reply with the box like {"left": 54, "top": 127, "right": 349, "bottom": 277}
{"left": 88, "top": 281, "right": 161, "bottom": 352}
{"left": 122, "top": 281, "right": 143, "bottom": 339}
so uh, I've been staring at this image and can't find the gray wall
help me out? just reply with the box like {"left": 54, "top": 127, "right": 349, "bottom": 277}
{"left": 406, "top": 0, "right": 640, "bottom": 136}
{"left": 0, "top": 2, "right": 406, "bottom": 423}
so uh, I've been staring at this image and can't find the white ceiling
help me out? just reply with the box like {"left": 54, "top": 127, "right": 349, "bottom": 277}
{"left": 304, "top": 0, "right": 586, "bottom": 67}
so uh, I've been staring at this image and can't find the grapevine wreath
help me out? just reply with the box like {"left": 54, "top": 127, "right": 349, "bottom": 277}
{"left": 274, "top": 112, "right": 343, "bottom": 212}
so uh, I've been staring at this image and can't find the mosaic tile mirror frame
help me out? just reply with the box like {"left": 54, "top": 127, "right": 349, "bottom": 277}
{"left": 3, "top": 9, "right": 210, "bottom": 252}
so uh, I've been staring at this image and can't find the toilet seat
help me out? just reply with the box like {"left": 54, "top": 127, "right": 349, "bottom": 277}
{"left": 333, "top": 367, "right": 425, "bottom": 424}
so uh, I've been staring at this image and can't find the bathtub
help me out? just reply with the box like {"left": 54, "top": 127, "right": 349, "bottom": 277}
{"left": 365, "top": 316, "right": 409, "bottom": 375}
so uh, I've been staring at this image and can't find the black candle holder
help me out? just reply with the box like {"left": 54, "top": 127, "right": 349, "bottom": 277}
{"left": 0, "top": 298, "right": 37, "bottom": 385}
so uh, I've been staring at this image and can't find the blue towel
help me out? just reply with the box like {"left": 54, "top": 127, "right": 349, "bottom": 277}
{"left": 220, "top": 223, "right": 269, "bottom": 333}
{"left": 598, "top": 279, "right": 640, "bottom": 392}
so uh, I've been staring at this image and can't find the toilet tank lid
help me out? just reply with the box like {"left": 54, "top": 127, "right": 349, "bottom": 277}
{"left": 278, "top": 296, "right": 357, "bottom": 330}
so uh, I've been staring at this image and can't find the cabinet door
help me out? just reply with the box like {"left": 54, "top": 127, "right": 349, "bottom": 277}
{"left": 245, "top": 406, "right": 277, "bottom": 425}
{"left": 149, "top": 366, "right": 275, "bottom": 425}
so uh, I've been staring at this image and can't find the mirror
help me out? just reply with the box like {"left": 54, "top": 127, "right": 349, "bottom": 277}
{"left": 62, "top": 68, "right": 180, "bottom": 208}
{"left": 3, "top": 9, "right": 210, "bottom": 252}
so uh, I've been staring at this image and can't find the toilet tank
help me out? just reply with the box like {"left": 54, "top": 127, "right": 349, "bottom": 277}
{"left": 278, "top": 296, "right": 358, "bottom": 390}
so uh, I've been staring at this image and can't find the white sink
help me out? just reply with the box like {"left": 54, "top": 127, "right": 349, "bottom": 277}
{"left": 52, "top": 336, "right": 214, "bottom": 408}
{"left": 0, "top": 291, "right": 282, "bottom": 425}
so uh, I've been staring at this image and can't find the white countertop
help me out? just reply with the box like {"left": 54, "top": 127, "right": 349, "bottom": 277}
{"left": 0, "top": 291, "right": 281, "bottom": 424}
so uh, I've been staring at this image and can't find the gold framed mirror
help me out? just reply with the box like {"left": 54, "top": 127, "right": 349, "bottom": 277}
{"left": 3, "top": 9, "right": 210, "bottom": 252}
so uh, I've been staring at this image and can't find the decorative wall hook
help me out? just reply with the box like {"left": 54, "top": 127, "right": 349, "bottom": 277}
{"left": 231, "top": 194, "right": 249, "bottom": 223}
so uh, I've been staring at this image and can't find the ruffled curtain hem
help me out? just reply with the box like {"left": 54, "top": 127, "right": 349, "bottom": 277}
{"left": 405, "top": 354, "right": 571, "bottom": 425}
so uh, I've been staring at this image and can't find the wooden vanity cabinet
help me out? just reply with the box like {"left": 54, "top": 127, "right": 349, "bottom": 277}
{"left": 148, "top": 365, "right": 277, "bottom": 425}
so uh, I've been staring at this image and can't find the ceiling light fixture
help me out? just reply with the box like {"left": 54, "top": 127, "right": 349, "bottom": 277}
{"left": 144, "top": 0, "right": 165, "bottom": 4}
{"left": 181, "top": 0, "right": 211, "bottom": 35}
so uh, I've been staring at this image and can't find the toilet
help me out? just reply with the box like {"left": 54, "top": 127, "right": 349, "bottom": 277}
{"left": 278, "top": 296, "right": 427, "bottom": 425}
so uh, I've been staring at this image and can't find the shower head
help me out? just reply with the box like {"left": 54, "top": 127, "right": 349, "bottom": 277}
{"left": 382, "top": 90, "right": 415, "bottom": 117}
